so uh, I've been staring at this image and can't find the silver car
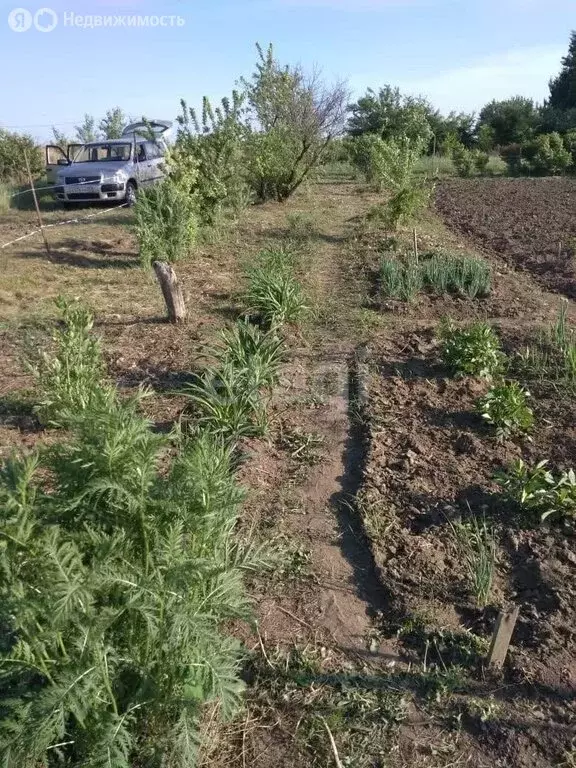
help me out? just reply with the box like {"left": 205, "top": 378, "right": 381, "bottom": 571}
{"left": 45, "top": 120, "right": 171, "bottom": 206}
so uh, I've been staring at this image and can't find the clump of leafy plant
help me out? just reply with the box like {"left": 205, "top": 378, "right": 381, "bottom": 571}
{"left": 516, "top": 302, "right": 576, "bottom": 387}
{"left": 211, "top": 319, "right": 286, "bottom": 390}
{"left": 421, "top": 252, "right": 491, "bottom": 298}
{"left": 380, "top": 257, "right": 422, "bottom": 301}
{"left": 439, "top": 320, "right": 504, "bottom": 378}
{"left": 0, "top": 323, "right": 261, "bottom": 767}
{"left": 184, "top": 364, "right": 268, "bottom": 440}
{"left": 449, "top": 516, "right": 497, "bottom": 607}
{"left": 476, "top": 380, "right": 534, "bottom": 440}
{"left": 134, "top": 175, "right": 198, "bottom": 268}
{"left": 495, "top": 459, "right": 576, "bottom": 522}
{"left": 244, "top": 254, "right": 307, "bottom": 327}
{"left": 29, "top": 296, "right": 112, "bottom": 427}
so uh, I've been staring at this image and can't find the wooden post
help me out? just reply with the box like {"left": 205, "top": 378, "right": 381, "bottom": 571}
{"left": 24, "top": 149, "right": 51, "bottom": 257}
{"left": 152, "top": 261, "right": 187, "bottom": 324}
{"left": 413, "top": 228, "right": 419, "bottom": 263}
{"left": 486, "top": 604, "right": 519, "bottom": 669}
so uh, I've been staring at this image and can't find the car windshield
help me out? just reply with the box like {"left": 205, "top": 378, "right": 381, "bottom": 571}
{"left": 71, "top": 143, "right": 132, "bottom": 163}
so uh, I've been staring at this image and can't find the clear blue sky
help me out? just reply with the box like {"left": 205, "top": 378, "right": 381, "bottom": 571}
{"left": 0, "top": 0, "right": 573, "bottom": 141}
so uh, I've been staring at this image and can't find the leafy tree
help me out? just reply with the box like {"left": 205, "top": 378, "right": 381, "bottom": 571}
{"left": 476, "top": 123, "right": 496, "bottom": 152}
{"left": 525, "top": 132, "right": 571, "bottom": 175}
{"left": 0, "top": 129, "right": 43, "bottom": 183}
{"left": 242, "top": 43, "right": 348, "bottom": 202}
{"left": 51, "top": 126, "right": 73, "bottom": 152}
{"left": 548, "top": 30, "right": 576, "bottom": 111}
{"left": 477, "top": 96, "right": 539, "bottom": 146}
{"left": 347, "top": 85, "right": 433, "bottom": 145}
{"left": 74, "top": 113, "right": 98, "bottom": 143}
{"left": 99, "top": 106, "right": 128, "bottom": 139}
{"left": 430, "top": 111, "right": 476, "bottom": 152}
{"left": 176, "top": 93, "right": 249, "bottom": 226}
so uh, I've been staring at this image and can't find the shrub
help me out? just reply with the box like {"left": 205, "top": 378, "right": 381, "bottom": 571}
{"left": 472, "top": 150, "right": 490, "bottom": 175}
{"left": 495, "top": 459, "right": 576, "bottom": 522}
{"left": 439, "top": 320, "right": 504, "bottom": 378}
{"left": 29, "top": 297, "right": 112, "bottom": 427}
{"left": 0, "top": 348, "right": 260, "bottom": 768}
{"left": 134, "top": 177, "right": 198, "bottom": 268}
{"left": 449, "top": 516, "right": 496, "bottom": 608}
{"left": 476, "top": 380, "right": 534, "bottom": 440}
{"left": 452, "top": 144, "right": 475, "bottom": 177}
{"left": 384, "top": 184, "right": 431, "bottom": 230}
{"left": 175, "top": 93, "right": 250, "bottom": 228}
{"left": 242, "top": 44, "right": 348, "bottom": 202}
{"left": 0, "top": 128, "right": 43, "bottom": 184}
{"left": 527, "top": 132, "right": 571, "bottom": 176}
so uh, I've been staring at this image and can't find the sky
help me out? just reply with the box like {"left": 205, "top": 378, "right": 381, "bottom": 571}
{"left": 0, "top": 0, "right": 573, "bottom": 141}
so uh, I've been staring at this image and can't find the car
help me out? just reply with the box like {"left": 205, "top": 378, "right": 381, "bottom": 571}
{"left": 45, "top": 119, "right": 172, "bottom": 206}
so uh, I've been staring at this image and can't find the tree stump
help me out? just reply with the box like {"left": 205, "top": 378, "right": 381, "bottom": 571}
{"left": 152, "top": 261, "right": 187, "bottom": 324}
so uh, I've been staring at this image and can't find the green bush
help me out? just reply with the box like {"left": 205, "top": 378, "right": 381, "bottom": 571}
{"left": 134, "top": 177, "right": 198, "bottom": 267}
{"left": 476, "top": 380, "right": 534, "bottom": 440}
{"left": 527, "top": 132, "right": 571, "bottom": 175}
{"left": 29, "top": 297, "right": 112, "bottom": 427}
{"left": 472, "top": 150, "right": 490, "bottom": 175}
{"left": 0, "top": 323, "right": 261, "bottom": 767}
{"left": 495, "top": 459, "right": 576, "bottom": 522}
{"left": 439, "top": 320, "right": 504, "bottom": 378}
{"left": 451, "top": 144, "right": 475, "bottom": 177}
{"left": 0, "top": 128, "right": 43, "bottom": 184}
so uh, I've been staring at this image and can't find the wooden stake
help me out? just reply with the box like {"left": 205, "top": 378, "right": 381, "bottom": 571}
{"left": 24, "top": 149, "right": 51, "bottom": 257}
{"left": 152, "top": 261, "right": 187, "bottom": 324}
{"left": 486, "top": 604, "right": 519, "bottom": 669}
{"left": 413, "top": 228, "right": 418, "bottom": 262}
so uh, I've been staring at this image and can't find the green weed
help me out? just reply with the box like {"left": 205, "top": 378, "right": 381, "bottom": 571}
{"left": 495, "top": 459, "right": 576, "bottom": 522}
{"left": 476, "top": 380, "right": 534, "bottom": 440}
{"left": 211, "top": 320, "right": 286, "bottom": 390}
{"left": 449, "top": 516, "right": 497, "bottom": 608}
{"left": 439, "top": 320, "right": 505, "bottom": 379}
{"left": 244, "top": 267, "right": 308, "bottom": 327}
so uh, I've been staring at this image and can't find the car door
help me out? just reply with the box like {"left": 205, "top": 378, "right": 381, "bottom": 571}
{"left": 134, "top": 142, "right": 152, "bottom": 186}
{"left": 45, "top": 145, "right": 68, "bottom": 184}
{"left": 146, "top": 141, "right": 165, "bottom": 185}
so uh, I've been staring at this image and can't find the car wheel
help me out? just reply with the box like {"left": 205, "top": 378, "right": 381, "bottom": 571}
{"left": 125, "top": 181, "right": 137, "bottom": 207}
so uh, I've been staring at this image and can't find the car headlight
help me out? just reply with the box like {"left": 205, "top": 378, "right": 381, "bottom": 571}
{"left": 111, "top": 171, "right": 127, "bottom": 183}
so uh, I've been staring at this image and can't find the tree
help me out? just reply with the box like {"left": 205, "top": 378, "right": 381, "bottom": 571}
{"left": 347, "top": 85, "right": 433, "bottom": 145}
{"left": 0, "top": 129, "right": 43, "bottom": 183}
{"left": 99, "top": 107, "right": 127, "bottom": 139}
{"left": 477, "top": 96, "right": 539, "bottom": 146}
{"left": 75, "top": 113, "right": 98, "bottom": 143}
{"left": 51, "top": 126, "right": 73, "bottom": 151}
{"left": 549, "top": 30, "right": 576, "bottom": 111}
{"left": 242, "top": 43, "right": 348, "bottom": 202}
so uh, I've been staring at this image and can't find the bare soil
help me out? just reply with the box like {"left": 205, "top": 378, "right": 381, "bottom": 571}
{"left": 435, "top": 177, "right": 576, "bottom": 299}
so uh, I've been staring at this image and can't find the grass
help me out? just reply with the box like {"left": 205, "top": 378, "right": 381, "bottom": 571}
{"left": 244, "top": 246, "right": 308, "bottom": 327}
{"left": 380, "top": 252, "right": 491, "bottom": 302}
{"left": 210, "top": 320, "right": 286, "bottom": 390}
{"left": 449, "top": 516, "right": 497, "bottom": 608}
{"left": 515, "top": 301, "right": 576, "bottom": 388}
